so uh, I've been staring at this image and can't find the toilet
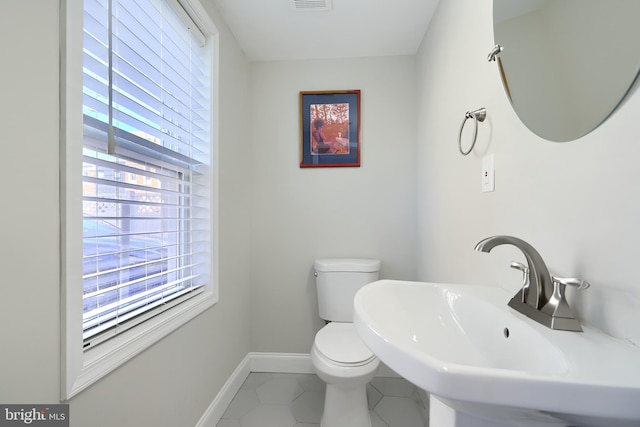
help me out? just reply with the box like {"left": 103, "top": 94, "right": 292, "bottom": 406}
{"left": 311, "top": 258, "right": 381, "bottom": 427}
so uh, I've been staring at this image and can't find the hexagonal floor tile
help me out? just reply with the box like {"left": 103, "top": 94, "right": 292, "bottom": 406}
{"left": 374, "top": 396, "right": 427, "bottom": 427}
{"left": 370, "top": 377, "right": 417, "bottom": 398}
{"left": 240, "top": 405, "right": 296, "bottom": 427}
{"left": 297, "top": 374, "right": 326, "bottom": 392}
{"left": 240, "top": 373, "right": 273, "bottom": 390}
{"left": 291, "top": 391, "right": 324, "bottom": 424}
{"left": 221, "top": 373, "right": 433, "bottom": 427}
{"left": 222, "top": 389, "right": 260, "bottom": 419}
{"left": 367, "top": 383, "right": 383, "bottom": 409}
{"left": 370, "top": 410, "right": 388, "bottom": 427}
{"left": 256, "top": 378, "right": 304, "bottom": 404}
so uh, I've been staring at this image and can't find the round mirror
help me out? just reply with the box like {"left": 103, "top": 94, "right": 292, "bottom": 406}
{"left": 493, "top": 0, "right": 640, "bottom": 142}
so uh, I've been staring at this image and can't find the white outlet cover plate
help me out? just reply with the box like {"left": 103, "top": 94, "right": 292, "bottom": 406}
{"left": 482, "top": 154, "right": 495, "bottom": 192}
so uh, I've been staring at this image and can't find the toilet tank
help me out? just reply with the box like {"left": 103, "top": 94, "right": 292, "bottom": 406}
{"left": 314, "top": 258, "right": 381, "bottom": 322}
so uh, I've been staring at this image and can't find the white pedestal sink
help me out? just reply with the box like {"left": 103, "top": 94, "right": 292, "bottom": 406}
{"left": 353, "top": 280, "right": 640, "bottom": 427}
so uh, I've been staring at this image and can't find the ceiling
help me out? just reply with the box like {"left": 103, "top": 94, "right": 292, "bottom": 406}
{"left": 209, "top": 0, "right": 441, "bottom": 61}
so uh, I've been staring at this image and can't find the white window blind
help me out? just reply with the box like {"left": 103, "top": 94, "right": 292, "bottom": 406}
{"left": 82, "top": 0, "right": 211, "bottom": 346}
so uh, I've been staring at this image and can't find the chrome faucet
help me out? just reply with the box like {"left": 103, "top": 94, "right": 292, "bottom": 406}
{"left": 475, "top": 235, "right": 589, "bottom": 332}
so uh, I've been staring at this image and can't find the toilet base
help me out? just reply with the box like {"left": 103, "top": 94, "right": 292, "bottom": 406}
{"left": 311, "top": 325, "right": 380, "bottom": 427}
{"left": 321, "top": 382, "right": 371, "bottom": 427}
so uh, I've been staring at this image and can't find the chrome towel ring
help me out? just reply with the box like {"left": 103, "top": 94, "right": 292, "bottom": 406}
{"left": 458, "top": 108, "right": 487, "bottom": 156}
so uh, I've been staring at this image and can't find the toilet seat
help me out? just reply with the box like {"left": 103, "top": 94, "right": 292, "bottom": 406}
{"left": 314, "top": 322, "right": 376, "bottom": 367}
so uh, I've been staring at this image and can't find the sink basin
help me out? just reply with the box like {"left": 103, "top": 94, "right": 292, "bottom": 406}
{"left": 353, "top": 280, "right": 640, "bottom": 427}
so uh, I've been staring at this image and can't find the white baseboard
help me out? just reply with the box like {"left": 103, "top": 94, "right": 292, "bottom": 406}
{"left": 195, "top": 352, "right": 401, "bottom": 427}
{"left": 195, "top": 353, "right": 252, "bottom": 427}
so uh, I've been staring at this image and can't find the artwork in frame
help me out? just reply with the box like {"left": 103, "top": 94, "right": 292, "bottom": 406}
{"left": 299, "top": 90, "right": 361, "bottom": 168}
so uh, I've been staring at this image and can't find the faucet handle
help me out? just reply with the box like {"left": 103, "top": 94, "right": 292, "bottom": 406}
{"left": 539, "top": 276, "right": 587, "bottom": 331}
{"left": 510, "top": 261, "right": 530, "bottom": 303}
{"left": 510, "top": 261, "right": 528, "bottom": 273}
{"left": 552, "top": 276, "right": 591, "bottom": 290}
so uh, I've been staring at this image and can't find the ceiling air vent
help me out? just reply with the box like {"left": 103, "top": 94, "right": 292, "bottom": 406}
{"left": 290, "top": 0, "right": 332, "bottom": 11}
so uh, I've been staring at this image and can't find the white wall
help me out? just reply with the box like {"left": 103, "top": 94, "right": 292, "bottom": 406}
{"left": 416, "top": 0, "right": 640, "bottom": 345}
{"left": 0, "top": 2, "right": 253, "bottom": 426}
{"left": 0, "top": 1, "right": 61, "bottom": 402}
{"left": 248, "top": 57, "right": 419, "bottom": 352}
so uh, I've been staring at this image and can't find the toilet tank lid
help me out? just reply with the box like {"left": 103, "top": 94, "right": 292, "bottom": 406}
{"left": 314, "top": 258, "right": 381, "bottom": 273}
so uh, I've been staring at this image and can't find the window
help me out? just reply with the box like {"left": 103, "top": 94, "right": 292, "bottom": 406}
{"left": 81, "top": 0, "right": 212, "bottom": 346}
{"left": 62, "top": 0, "right": 218, "bottom": 398}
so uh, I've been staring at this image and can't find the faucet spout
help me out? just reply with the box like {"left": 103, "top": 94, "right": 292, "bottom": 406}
{"left": 475, "top": 235, "right": 553, "bottom": 310}
{"left": 475, "top": 235, "right": 585, "bottom": 332}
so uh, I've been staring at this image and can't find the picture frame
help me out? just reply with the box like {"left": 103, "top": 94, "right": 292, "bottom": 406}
{"left": 299, "top": 90, "right": 361, "bottom": 168}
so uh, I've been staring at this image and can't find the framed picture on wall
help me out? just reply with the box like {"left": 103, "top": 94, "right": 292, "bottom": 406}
{"left": 299, "top": 90, "right": 361, "bottom": 168}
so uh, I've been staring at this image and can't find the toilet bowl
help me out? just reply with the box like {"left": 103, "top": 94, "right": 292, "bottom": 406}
{"left": 311, "top": 322, "right": 380, "bottom": 427}
{"left": 311, "top": 258, "right": 382, "bottom": 427}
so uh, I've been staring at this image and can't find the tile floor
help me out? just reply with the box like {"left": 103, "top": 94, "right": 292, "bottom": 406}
{"left": 216, "top": 372, "right": 429, "bottom": 427}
